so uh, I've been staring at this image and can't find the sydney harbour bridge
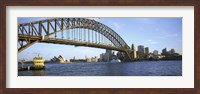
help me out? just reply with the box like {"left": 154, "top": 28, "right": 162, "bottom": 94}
{"left": 18, "top": 18, "right": 134, "bottom": 61}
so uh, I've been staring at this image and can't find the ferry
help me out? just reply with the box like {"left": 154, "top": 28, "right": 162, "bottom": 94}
{"left": 18, "top": 55, "right": 46, "bottom": 71}
{"left": 33, "top": 56, "right": 45, "bottom": 68}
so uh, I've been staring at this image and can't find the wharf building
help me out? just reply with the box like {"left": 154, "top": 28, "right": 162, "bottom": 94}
{"left": 86, "top": 56, "right": 99, "bottom": 62}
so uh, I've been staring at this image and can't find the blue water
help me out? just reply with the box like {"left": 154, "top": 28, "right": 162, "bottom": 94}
{"left": 18, "top": 60, "right": 182, "bottom": 76}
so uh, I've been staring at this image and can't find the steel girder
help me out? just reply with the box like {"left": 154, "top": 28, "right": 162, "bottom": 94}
{"left": 18, "top": 18, "right": 131, "bottom": 59}
{"left": 18, "top": 18, "right": 132, "bottom": 60}
{"left": 18, "top": 18, "right": 130, "bottom": 49}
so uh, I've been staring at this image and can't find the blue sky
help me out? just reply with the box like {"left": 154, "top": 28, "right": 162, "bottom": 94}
{"left": 18, "top": 18, "right": 182, "bottom": 61}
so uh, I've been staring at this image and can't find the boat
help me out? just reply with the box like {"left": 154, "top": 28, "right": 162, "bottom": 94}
{"left": 110, "top": 59, "right": 121, "bottom": 63}
{"left": 18, "top": 55, "right": 45, "bottom": 71}
{"left": 32, "top": 56, "right": 45, "bottom": 70}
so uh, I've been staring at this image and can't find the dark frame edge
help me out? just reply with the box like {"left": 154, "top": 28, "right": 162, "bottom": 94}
{"left": 0, "top": 0, "right": 2, "bottom": 93}
{"left": 0, "top": 0, "right": 6, "bottom": 94}
{"left": 0, "top": 0, "right": 200, "bottom": 94}
{"left": 2, "top": 0, "right": 199, "bottom": 6}
{"left": 196, "top": 1, "right": 200, "bottom": 94}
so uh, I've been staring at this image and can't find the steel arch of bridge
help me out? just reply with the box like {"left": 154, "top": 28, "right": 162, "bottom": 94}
{"left": 18, "top": 18, "right": 132, "bottom": 60}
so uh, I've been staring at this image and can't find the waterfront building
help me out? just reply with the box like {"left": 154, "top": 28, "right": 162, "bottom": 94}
{"left": 153, "top": 50, "right": 159, "bottom": 55}
{"left": 162, "top": 48, "right": 167, "bottom": 55}
{"left": 117, "top": 52, "right": 121, "bottom": 58}
{"left": 169, "top": 49, "right": 175, "bottom": 54}
{"left": 104, "top": 53, "right": 110, "bottom": 61}
{"left": 51, "top": 55, "right": 66, "bottom": 63}
{"left": 104, "top": 49, "right": 112, "bottom": 61}
{"left": 100, "top": 50, "right": 119, "bottom": 62}
{"left": 100, "top": 49, "right": 118, "bottom": 62}
{"left": 100, "top": 53, "right": 104, "bottom": 61}
{"left": 116, "top": 52, "right": 125, "bottom": 61}
{"left": 137, "top": 45, "right": 145, "bottom": 59}
{"left": 131, "top": 44, "right": 137, "bottom": 59}
{"left": 151, "top": 55, "right": 164, "bottom": 60}
{"left": 92, "top": 56, "right": 99, "bottom": 62}
{"left": 145, "top": 47, "right": 149, "bottom": 55}
{"left": 106, "top": 49, "right": 112, "bottom": 55}
{"left": 161, "top": 48, "right": 177, "bottom": 56}
{"left": 138, "top": 45, "right": 145, "bottom": 54}
{"left": 86, "top": 56, "right": 99, "bottom": 62}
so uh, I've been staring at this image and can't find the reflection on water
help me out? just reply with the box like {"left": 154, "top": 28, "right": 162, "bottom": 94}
{"left": 33, "top": 70, "right": 45, "bottom": 76}
{"left": 18, "top": 60, "right": 182, "bottom": 76}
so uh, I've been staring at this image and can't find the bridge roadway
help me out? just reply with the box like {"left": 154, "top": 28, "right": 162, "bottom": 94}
{"left": 18, "top": 34, "right": 132, "bottom": 54}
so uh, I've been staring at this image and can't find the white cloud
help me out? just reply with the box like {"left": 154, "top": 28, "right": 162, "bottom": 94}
{"left": 159, "top": 32, "right": 179, "bottom": 39}
{"left": 113, "top": 22, "right": 124, "bottom": 30}
{"left": 145, "top": 40, "right": 158, "bottom": 45}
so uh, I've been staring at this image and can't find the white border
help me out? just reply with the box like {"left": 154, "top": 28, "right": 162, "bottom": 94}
{"left": 6, "top": 6, "right": 194, "bottom": 88}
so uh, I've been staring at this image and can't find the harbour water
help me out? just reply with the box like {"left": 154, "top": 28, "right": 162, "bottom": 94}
{"left": 18, "top": 60, "right": 182, "bottom": 76}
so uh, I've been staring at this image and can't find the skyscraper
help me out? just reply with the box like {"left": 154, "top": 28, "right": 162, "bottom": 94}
{"left": 138, "top": 45, "right": 145, "bottom": 54}
{"left": 106, "top": 49, "right": 112, "bottom": 55}
{"left": 145, "top": 47, "right": 149, "bottom": 55}
{"left": 131, "top": 44, "right": 137, "bottom": 59}
{"left": 105, "top": 49, "right": 112, "bottom": 61}
{"left": 138, "top": 45, "right": 145, "bottom": 59}
{"left": 162, "top": 48, "right": 167, "bottom": 55}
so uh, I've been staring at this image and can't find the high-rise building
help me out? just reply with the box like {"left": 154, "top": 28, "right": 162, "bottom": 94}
{"left": 101, "top": 49, "right": 117, "bottom": 62}
{"left": 153, "top": 50, "right": 158, "bottom": 55}
{"left": 138, "top": 45, "right": 145, "bottom": 59}
{"left": 100, "top": 53, "right": 104, "bottom": 61}
{"left": 131, "top": 44, "right": 137, "bottom": 59}
{"left": 138, "top": 45, "right": 145, "bottom": 54}
{"left": 145, "top": 47, "right": 149, "bottom": 55}
{"left": 117, "top": 52, "right": 122, "bottom": 58}
{"left": 104, "top": 49, "right": 112, "bottom": 61}
{"left": 162, "top": 48, "right": 167, "bottom": 55}
{"left": 106, "top": 49, "right": 112, "bottom": 55}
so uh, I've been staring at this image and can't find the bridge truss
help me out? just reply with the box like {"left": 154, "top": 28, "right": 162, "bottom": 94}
{"left": 18, "top": 18, "right": 132, "bottom": 60}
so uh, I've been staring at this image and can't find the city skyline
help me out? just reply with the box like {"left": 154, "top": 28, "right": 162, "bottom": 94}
{"left": 18, "top": 18, "right": 182, "bottom": 61}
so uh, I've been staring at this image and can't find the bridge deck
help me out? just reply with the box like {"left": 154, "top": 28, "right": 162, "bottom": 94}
{"left": 41, "top": 38, "right": 129, "bottom": 52}
{"left": 18, "top": 35, "right": 130, "bottom": 52}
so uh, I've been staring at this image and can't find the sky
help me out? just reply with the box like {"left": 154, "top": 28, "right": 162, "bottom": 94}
{"left": 18, "top": 18, "right": 182, "bottom": 61}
